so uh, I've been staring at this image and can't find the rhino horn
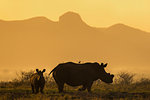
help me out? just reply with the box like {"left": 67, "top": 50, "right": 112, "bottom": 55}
{"left": 111, "top": 74, "right": 114, "bottom": 78}
{"left": 103, "top": 63, "right": 108, "bottom": 67}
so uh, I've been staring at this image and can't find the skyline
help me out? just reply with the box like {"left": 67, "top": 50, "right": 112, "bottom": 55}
{"left": 0, "top": 11, "right": 150, "bottom": 81}
{"left": 0, "top": 0, "right": 150, "bottom": 32}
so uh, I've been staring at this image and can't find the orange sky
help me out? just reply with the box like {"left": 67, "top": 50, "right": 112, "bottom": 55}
{"left": 0, "top": 0, "right": 150, "bottom": 32}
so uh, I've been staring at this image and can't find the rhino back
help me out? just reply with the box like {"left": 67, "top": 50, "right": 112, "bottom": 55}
{"left": 53, "top": 63, "right": 99, "bottom": 86}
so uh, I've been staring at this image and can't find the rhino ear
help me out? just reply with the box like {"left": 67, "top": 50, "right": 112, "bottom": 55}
{"left": 101, "top": 63, "right": 104, "bottom": 66}
{"left": 36, "top": 69, "right": 39, "bottom": 73}
{"left": 103, "top": 63, "right": 108, "bottom": 67}
{"left": 42, "top": 69, "right": 46, "bottom": 73}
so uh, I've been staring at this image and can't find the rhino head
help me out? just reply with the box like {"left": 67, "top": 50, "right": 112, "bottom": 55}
{"left": 96, "top": 63, "right": 114, "bottom": 83}
{"left": 36, "top": 69, "right": 46, "bottom": 81}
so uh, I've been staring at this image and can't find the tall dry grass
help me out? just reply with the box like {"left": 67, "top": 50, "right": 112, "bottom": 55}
{"left": 0, "top": 71, "right": 150, "bottom": 100}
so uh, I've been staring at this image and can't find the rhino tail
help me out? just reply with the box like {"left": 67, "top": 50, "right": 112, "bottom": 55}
{"left": 48, "top": 64, "right": 61, "bottom": 75}
{"left": 48, "top": 69, "right": 55, "bottom": 75}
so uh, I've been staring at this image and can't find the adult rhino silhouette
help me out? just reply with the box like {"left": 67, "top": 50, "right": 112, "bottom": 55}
{"left": 30, "top": 69, "right": 46, "bottom": 94}
{"left": 49, "top": 62, "right": 114, "bottom": 92}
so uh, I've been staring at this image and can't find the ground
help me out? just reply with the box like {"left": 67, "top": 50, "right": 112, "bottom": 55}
{"left": 0, "top": 87, "right": 150, "bottom": 100}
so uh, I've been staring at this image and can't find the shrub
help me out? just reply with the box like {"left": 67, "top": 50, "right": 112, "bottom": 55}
{"left": 114, "top": 72, "right": 135, "bottom": 91}
{"left": 9, "top": 70, "right": 34, "bottom": 88}
{"left": 115, "top": 72, "right": 135, "bottom": 85}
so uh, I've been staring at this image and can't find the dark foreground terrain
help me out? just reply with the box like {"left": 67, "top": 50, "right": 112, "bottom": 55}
{"left": 0, "top": 71, "right": 150, "bottom": 100}
{"left": 0, "top": 88, "right": 150, "bottom": 100}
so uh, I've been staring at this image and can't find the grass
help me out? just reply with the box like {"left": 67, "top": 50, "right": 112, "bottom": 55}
{"left": 0, "top": 71, "right": 150, "bottom": 100}
{"left": 0, "top": 88, "right": 150, "bottom": 100}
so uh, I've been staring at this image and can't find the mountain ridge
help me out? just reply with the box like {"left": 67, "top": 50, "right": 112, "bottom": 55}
{"left": 0, "top": 11, "right": 149, "bottom": 33}
{"left": 0, "top": 11, "right": 150, "bottom": 79}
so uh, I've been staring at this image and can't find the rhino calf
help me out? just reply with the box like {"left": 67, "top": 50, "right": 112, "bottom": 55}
{"left": 30, "top": 69, "right": 46, "bottom": 94}
{"left": 49, "top": 62, "right": 114, "bottom": 93}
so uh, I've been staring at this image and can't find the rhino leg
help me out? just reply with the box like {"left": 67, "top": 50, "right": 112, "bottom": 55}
{"left": 53, "top": 74, "right": 64, "bottom": 93}
{"left": 40, "top": 85, "right": 44, "bottom": 94}
{"left": 87, "top": 82, "right": 93, "bottom": 93}
{"left": 57, "top": 83, "right": 64, "bottom": 93}
{"left": 31, "top": 84, "right": 35, "bottom": 93}
{"left": 35, "top": 85, "right": 39, "bottom": 94}
{"left": 78, "top": 85, "right": 86, "bottom": 91}
{"left": 54, "top": 79, "right": 64, "bottom": 93}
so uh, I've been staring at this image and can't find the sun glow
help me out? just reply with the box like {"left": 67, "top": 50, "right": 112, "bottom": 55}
{"left": 0, "top": 0, "right": 150, "bottom": 31}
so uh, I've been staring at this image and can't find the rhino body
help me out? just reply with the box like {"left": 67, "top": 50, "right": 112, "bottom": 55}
{"left": 49, "top": 62, "right": 114, "bottom": 92}
{"left": 30, "top": 69, "right": 46, "bottom": 94}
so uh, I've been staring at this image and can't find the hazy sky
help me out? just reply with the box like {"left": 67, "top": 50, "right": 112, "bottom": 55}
{"left": 0, "top": 0, "right": 150, "bottom": 32}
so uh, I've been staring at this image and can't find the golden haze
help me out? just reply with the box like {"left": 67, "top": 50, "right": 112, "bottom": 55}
{"left": 0, "top": 0, "right": 150, "bottom": 81}
{"left": 0, "top": 12, "right": 150, "bottom": 81}
{"left": 0, "top": 0, "right": 150, "bottom": 32}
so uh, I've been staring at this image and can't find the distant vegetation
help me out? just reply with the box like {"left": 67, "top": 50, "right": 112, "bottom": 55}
{"left": 0, "top": 71, "right": 150, "bottom": 100}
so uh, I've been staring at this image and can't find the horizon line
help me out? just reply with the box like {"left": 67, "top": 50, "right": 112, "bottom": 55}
{"left": 0, "top": 11, "right": 149, "bottom": 33}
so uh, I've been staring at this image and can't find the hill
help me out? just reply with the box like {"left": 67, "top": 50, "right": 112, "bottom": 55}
{"left": 0, "top": 11, "right": 150, "bottom": 80}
